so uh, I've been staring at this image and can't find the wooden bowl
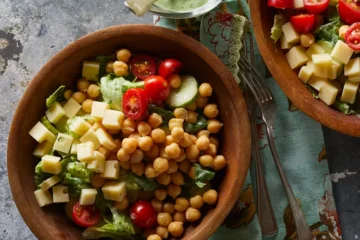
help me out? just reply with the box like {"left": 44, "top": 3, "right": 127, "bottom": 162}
{"left": 250, "top": 1, "right": 360, "bottom": 136}
{"left": 7, "top": 25, "right": 251, "bottom": 240}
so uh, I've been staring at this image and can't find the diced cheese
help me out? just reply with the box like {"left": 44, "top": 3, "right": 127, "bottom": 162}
{"left": 298, "top": 66, "right": 314, "bottom": 83}
{"left": 82, "top": 61, "right": 100, "bottom": 81}
{"left": 282, "top": 22, "right": 300, "bottom": 44}
{"left": 330, "top": 40, "right": 354, "bottom": 64}
{"left": 102, "top": 110, "right": 125, "bottom": 130}
{"left": 80, "top": 128, "right": 101, "bottom": 149}
{"left": 79, "top": 188, "right": 97, "bottom": 205}
{"left": 308, "top": 76, "right": 327, "bottom": 91}
{"left": 306, "top": 43, "right": 326, "bottom": 59}
{"left": 39, "top": 175, "right": 61, "bottom": 191}
{"left": 341, "top": 80, "right": 359, "bottom": 104}
{"left": 102, "top": 181, "right": 126, "bottom": 202}
{"left": 349, "top": 75, "right": 360, "bottom": 83}
{"left": 312, "top": 54, "right": 332, "bottom": 67}
{"left": 314, "top": 64, "right": 329, "bottom": 78}
{"left": 53, "top": 133, "right": 73, "bottom": 154}
{"left": 294, "top": 0, "right": 305, "bottom": 8}
{"left": 63, "top": 98, "right": 82, "bottom": 118}
{"left": 77, "top": 142, "right": 95, "bottom": 163}
{"left": 34, "top": 189, "right": 53, "bottom": 207}
{"left": 91, "top": 101, "right": 110, "bottom": 121}
{"left": 286, "top": 46, "right": 309, "bottom": 69}
{"left": 95, "top": 128, "right": 117, "bottom": 150}
{"left": 319, "top": 82, "right": 339, "bottom": 105}
{"left": 29, "top": 122, "right": 56, "bottom": 143}
{"left": 71, "top": 139, "right": 81, "bottom": 154}
{"left": 33, "top": 141, "right": 53, "bottom": 158}
{"left": 69, "top": 117, "right": 92, "bottom": 136}
{"left": 87, "top": 151, "right": 106, "bottom": 173}
{"left": 328, "top": 60, "right": 341, "bottom": 80}
{"left": 344, "top": 57, "right": 360, "bottom": 76}
{"left": 100, "top": 160, "right": 120, "bottom": 180}
{"left": 280, "top": 35, "right": 295, "bottom": 50}
{"left": 45, "top": 102, "right": 65, "bottom": 124}
{"left": 306, "top": 61, "right": 315, "bottom": 69}
{"left": 42, "top": 155, "right": 62, "bottom": 174}
{"left": 53, "top": 185, "right": 69, "bottom": 203}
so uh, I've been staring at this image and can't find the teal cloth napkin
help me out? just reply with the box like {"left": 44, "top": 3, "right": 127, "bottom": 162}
{"left": 154, "top": 1, "right": 342, "bottom": 239}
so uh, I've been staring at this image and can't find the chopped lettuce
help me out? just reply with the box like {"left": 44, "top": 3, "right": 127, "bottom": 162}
{"left": 65, "top": 115, "right": 93, "bottom": 138}
{"left": 271, "top": 13, "right": 287, "bottom": 43}
{"left": 122, "top": 172, "right": 160, "bottom": 192}
{"left": 194, "top": 164, "right": 215, "bottom": 188}
{"left": 109, "top": 205, "right": 135, "bottom": 235}
{"left": 315, "top": 17, "right": 342, "bottom": 45}
{"left": 148, "top": 104, "right": 174, "bottom": 124}
{"left": 95, "top": 54, "right": 116, "bottom": 81}
{"left": 41, "top": 116, "right": 60, "bottom": 135}
{"left": 46, "top": 85, "right": 66, "bottom": 108}
{"left": 58, "top": 155, "right": 76, "bottom": 179}
{"left": 67, "top": 162, "right": 94, "bottom": 183}
{"left": 63, "top": 173, "right": 91, "bottom": 196}
{"left": 184, "top": 115, "right": 208, "bottom": 134}
{"left": 333, "top": 100, "right": 356, "bottom": 115}
{"left": 34, "top": 161, "right": 51, "bottom": 188}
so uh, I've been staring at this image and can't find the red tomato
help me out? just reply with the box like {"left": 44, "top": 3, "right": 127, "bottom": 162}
{"left": 130, "top": 201, "right": 157, "bottom": 229}
{"left": 158, "top": 59, "right": 183, "bottom": 79}
{"left": 267, "top": 0, "right": 293, "bottom": 8}
{"left": 123, "top": 88, "right": 149, "bottom": 119}
{"left": 72, "top": 202, "right": 101, "bottom": 228}
{"left": 345, "top": 23, "right": 360, "bottom": 50}
{"left": 290, "top": 14, "right": 316, "bottom": 34}
{"left": 339, "top": 0, "right": 360, "bottom": 25}
{"left": 144, "top": 76, "right": 170, "bottom": 102}
{"left": 129, "top": 55, "right": 157, "bottom": 80}
{"left": 304, "top": 0, "right": 329, "bottom": 14}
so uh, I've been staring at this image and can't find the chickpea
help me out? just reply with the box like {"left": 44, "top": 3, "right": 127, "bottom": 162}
{"left": 159, "top": 146, "right": 168, "bottom": 159}
{"left": 173, "top": 149, "right": 186, "bottom": 163}
{"left": 187, "top": 111, "right": 198, "bottom": 123}
{"left": 113, "top": 61, "right": 128, "bottom": 76}
{"left": 151, "top": 128, "right": 166, "bottom": 143}
{"left": 130, "top": 149, "right": 144, "bottom": 163}
{"left": 147, "top": 234, "right": 161, "bottom": 240}
{"left": 165, "top": 143, "right": 181, "bottom": 159}
{"left": 81, "top": 99, "right": 93, "bottom": 113}
{"left": 98, "top": 146, "right": 111, "bottom": 158}
{"left": 138, "top": 121, "right": 152, "bottom": 136}
{"left": 114, "top": 197, "right": 129, "bottom": 211}
{"left": 168, "top": 118, "right": 184, "bottom": 131}
{"left": 87, "top": 84, "right": 101, "bottom": 98}
{"left": 196, "top": 136, "right": 210, "bottom": 150}
{"left": 168, "top": 74, "right": 182, "bottom": 88}
{"left": 107, "top": 152, "right": 118, "bottom": 160}
{"left": 116, "top": 48, "right": 131, "bottom": 62}
{"left": 166, "top": 161, "right": 178, "bottom": 174}
{"left": 72, "top": 92, "right": 86, "bottom": 103}
{"left": 203, "top": 189, "right": 218, "bottom": 205}
{"left": 163, "top": 202, "right": 175, "bottom": 214}
{"left": 106, "top": 61, "right": 114, "bottom": 73}
{"left": 77, "top": 78, "right": 90, "bottom": 92}
{"left": 196, "top": 96, "right": 209, "bottom": 108}
{"left": 186, "top": 102, "right": 197, "bottom": 111}
{"left": 196, "top": 130, "right": 210, "bottom": 138}
{"left": 167, "top": 184, "right": 181, "bottom": 199}
{"left": 173, "top": 212, "right": 186, "bottom": 223}
{"left": 155, "top": 189, "right": 167, "bottom": 201}
{"left": 108, "top": 129, "right": 120, "bottom": 135}
{"left": 138, "top": 136, "right": 154, "bottom": 151}
{"left": 171, "top": 172, "right": 184, "bottom": 185}
{"left": 300, "top": 33, "right": 315, "bottom": 48}
{"left": 64, "top": 89, "right": 73, "bottom": 100}
{"left": 207, "top": 119, "right": 223, "bottom": 134}
{"left": 178, "top": 133, "right": 192, "bottom": 148}
{"left": 93, "top": 122, "right": 106, "bottom": 131}
{"left": 190, "top": 195, "right": 204, "bottom": 209}
{"left": 186, "top": 145, "right": 200, "bottom": 160}
{"left": 204, "top": 143, "right": 217, "bottom": 157}
{"left": 122, "top": 118, "right": 136, "bottom": 135}
{"left": 174, "top": 198, "right": 190, "bottom": 212}
{"left": 120, "top": 161, "right": 130, "bottom": 170}
{"left": 213, "top": 155, "right": 226, "bottom": 171}
{"left": 185, "top": 207, "right": 201, "bottom": 222}
{"left": 165, "top": 135, "right": 175, "bottom": 146}
{"left": 171, "top": 127, "right": 184, "bottom": 142}
{"left": 148, "top": 113, "right": 163, "bottom": 128}
{"left": 209, "top": 136, "right": 219, "bottom": 148}
{"left": 155, "top": 226, "right": 168, "bottom": 239}
{"left": 168, "top": 221, "right": 184, "bottom": 237}
{"left": 204, "top": 104, "right": 219, "bottom": 118}
{"left": 122, "top": 138, "right": 137, "bottom": 154}
{"left": 131, "top": 162, "right": 145, "bottom": 176}
{"left": 179, "top": 160, "right": 191, "bottom": 173}
{"left": 91, "top": 174, "right": 106, "bottom": 188}
{"left": 339, "top": 25, "right": 350, "bottom": 39}
{"left": 145, "top": 144, "right": 160, "bottom": 159}
{"left": 156, "top": 173, "right": 171, "bottom": 185}
{"left": 153, "top": 157, "right": 169, "bottom": 173}
{"left": 111, "top": 139, "right": 122, "bottom": 153}
{"left": 190, "top": 135, "right": 197, "bottom": 144}
{"left": 188, "top": 166, "right": 196, "bottom": 179}
{"left": 117, "top": 148, "right": 130, "bottom": 162}
{"left": 157, "top": 212, "right": 172, "bottom": 227}
{"left": 151, "top": 199, "right": 163, "bottom": 213}
{"left": 174, "top": 108, "right": 188, "bottom": 120}
{"left": 143, "top": 229, "right": 156, "bottom": 238}
{"left": 199, "top": 83, "right": 213, "bottom": 97}
{"left": 145, "top": 163, "right": 158, "bottom": 178}
{"left": 199, "top": 155, "right": 214, "bottom": 168}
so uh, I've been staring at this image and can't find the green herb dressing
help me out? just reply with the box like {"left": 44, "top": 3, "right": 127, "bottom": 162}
{"left": 155, "top": 0, "right": 208, "bottom": 12}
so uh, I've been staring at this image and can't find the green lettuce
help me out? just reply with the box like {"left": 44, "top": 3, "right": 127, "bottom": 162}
{"left": 194, "top": 164, "right": 215, "bottom": 188}
{"left": 62, "top": 161, "right": 93, "bottom": 196}
{"left": 58, "top": 155, "right": 76, "bottom": 179}
{"left": 41, "top": 116, "right": 60, "bottom": 135}
{"left": 315, "top": 17, "right": 342, "bottom": 45}
{"left": 271, "top": 13, "right": 287, "bottom": 43}
{"left": 34, "top": 161, "right": 51, "bottom": 188}
{"left": 148, "top": 104, "right": 174, "bottom": 124}
{"left": 184, "top": 115, "right": 208, "bottom": 134}
{"left": 334, "top": 100, "right": 356, "bottom": 115}
{"left": 95, "top": 54, "right": 116, "bottom": 81}
{"left": 67, "top": 162, "right": 94, "bottom": 183}
{"left": 46, "top": 85, "right": 66, "bottom": 108}
{"left": 63, "top": 173, "right": 91, "bottom": 196}
{"left": 122, "top": 172, "right": 160, "bottom": 192}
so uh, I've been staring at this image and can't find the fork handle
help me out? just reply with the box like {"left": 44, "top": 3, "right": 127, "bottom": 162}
{"left": 249, "top": 112, "right": 278, "bottom": 237}
{"left": 266, "top": 126, "right": 312, "bottom": 240}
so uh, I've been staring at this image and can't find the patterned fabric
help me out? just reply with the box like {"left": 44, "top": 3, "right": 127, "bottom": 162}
{"left": 154, "top": 1, "right": 342, "bottom": 239}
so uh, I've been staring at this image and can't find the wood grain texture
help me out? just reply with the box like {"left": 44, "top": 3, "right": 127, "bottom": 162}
{"left": 249, "top": 1, "right": 360, "bottom": 137}
{"left": 7, "top": 25, "right": 251, "bottom": 240}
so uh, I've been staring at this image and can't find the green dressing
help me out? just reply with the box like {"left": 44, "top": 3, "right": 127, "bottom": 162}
{"left": 155, "top": 0, "right": 208, "bottom": 12}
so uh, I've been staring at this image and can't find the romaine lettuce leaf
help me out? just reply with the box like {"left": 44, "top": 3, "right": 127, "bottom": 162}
{"left": 41, "top": 116, "right": 60, "bottom": 135}
{"left": 122, "top": 172, "right": 160, "bottom": 192}
{"left": 46, "top": 85, "right": 66, "bottom": 108}
{"left": 67, "top": 162, "right": 94, "bottom": 183}
{"left": 334, "top": 100, "right": 356, "bottom": 115}
{"left": 271, "top": 13, "right": 287, "bottom": 43}
{"left": 148, "top": 104, "right": 174, "bottom": 124}
{"left": 315, "top": 17, "right": 342, "bottom": 45}
{"left": 82, "top": 222, "right": 135, "bottom": 240}
{"left": 109, "top": 205, "right": 135, "bottom": 235}
{"left": 194, "top": 164, "right": 215, "bottom": 188}
{"left": 184, "top": 115, "right": 208, "bottom": 134}
{"left": 62, "top": 173, "right": 91, "bottom": 196}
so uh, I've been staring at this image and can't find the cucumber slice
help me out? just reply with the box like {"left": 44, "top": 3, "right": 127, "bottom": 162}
{"left": 166, "top": 75, "right": 198, "bottom": 108}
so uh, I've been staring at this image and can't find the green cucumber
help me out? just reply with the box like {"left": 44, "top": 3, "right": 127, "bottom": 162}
{"left": 166, "top": 75, "right": 198, "bottom": 108}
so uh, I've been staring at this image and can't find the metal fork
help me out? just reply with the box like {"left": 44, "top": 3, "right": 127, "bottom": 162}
{"left": 238, "top": 55, "right": 313, "bottom": 239}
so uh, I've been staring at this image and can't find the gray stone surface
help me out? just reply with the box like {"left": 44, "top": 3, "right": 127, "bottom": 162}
{"left": 0, "top": 1, "right": 150, "bottom": 239}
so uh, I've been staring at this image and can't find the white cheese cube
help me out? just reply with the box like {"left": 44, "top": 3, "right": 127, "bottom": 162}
{"left": 102, "top": 110, "right": 125, "bottom": 130}
{"left": 91, "top": 101, "right": 110, "bottom": 121}
{"left": 77, "top": 142, "right": 95, "bottom": 163}
{"left": 102, "top": 181, "right": 126, "bottom": 202}
{"left": 294, "top": 0, "right": 305, "bottom": 8}
{"left": 71, "top": 139, "right": 81, "bottom": 154}
{"left": 82, "top": 61, "right": 100, "bottom": 81}
{"left": 314, "top": 64, "right": 329, "bottom": 78}
{"left": 53, "top": 185, "right": 69, "bottom": 203}
{"left": 344, "top": 57, "right": 360, "bottom": 76}
{"left": 100, "top": 160, "right": 120, "bottom": 180}
{"left": 280, "top": 35, "right": 295, "bottom": 50}
{"left": 63, "top": 98, "right": 82, "bottom": 118}
{"left": 45, "top": 102, "right": 65, "bottom": 124}
{"left": 69, "top": 117, "right": 92, "bottom": 136}
{"left": 95, "top": 128, "right": 117, "bottom": 150}
{"left": 29, "top": 122, "right": 56, "bottom": 143}
{"left": 34, "top": 189, "right": 53, "bottom": 207}
{"left": 41, "top": 155, "right": 62, "bottom": 174}
{"left": 286, "top": 46, "right": 309, "bottom": 69}
{"left": 306, "top": 43, "right": 326, "bottom": 59}
{"left": 330, "top": 40, "right": 354, "bottom": 64}
{"left": 80, "top": 129, "right": 101, "bottom": 149}
{"left": 298, "top": 66, "right": 314, "bottom": 83}
{"left": 39, "top": 175, "right": 61, "bottom": 191}
{"left": 79, "top": 188, "right": 97, "bottom": 205}
{"left": 87, "top": 151, "right": 106, "bottom": 173}
{"left": 282, "top": 22, "right": 300, "bottom": 44}
{"left": 319, "top": 82, "right": 339, "bottom": 105}
{"left": 308, "top": 76, "right": 327, "bottom": 91}
{"left": 341, "top": 80, "right": 359, "bottom": 104}
{"left": 53, "top": 133, "right": 73, "bottom": 154}
{"left": 33, "top": 141, "right": 53, "bottom": 158}
{"left": 328, "top": 60, "right": 342, "bottom": 80}
{"left": 349, "top": 75, "right": 360, "bottom": 83}
{"left": 306, "top": 61, "right": 315, "bottom": 69}
{"left": 312, "top": 54, "right": 332, "bottom": 67}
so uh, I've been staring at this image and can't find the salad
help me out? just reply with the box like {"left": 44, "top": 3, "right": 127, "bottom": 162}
{"left": 28, "top": 48, "right": 226, "bottom": 240}
{"left": 269, "top": 0, "right": 360, "bottom": 114}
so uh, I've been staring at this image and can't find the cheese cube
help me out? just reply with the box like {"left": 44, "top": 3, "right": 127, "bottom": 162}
{"left": 80, "top": 129, "right": 101, "bottom": 149}
{"left": 53, "top": 133, "right": 73, "bottom": 154}
{"left": 39, "top": 175, "right": 61, "bottom": 191}
{"left": 87, "top": 151, "right": 106, "bottom": 173}
{"left": 79, "top": 188, "right": 97, "bottom": 205}
{"left": 306, "top": 43, "right": 326, "bottom": 58}
{"left": 29, "top": 122, "right": 56, "bottom": 143}
{"left": 100, "top": 160, "right": 120, "bottom": 180}
{"left": 77, "top": 142, "right": 95, "bottom": 163}
{"left": 282, "top": 22, "right": 300, "bottom": 44}
{"left": 53, "top": 185, "right": 69, "bottom": 203}
{"left": 308, "top": 76, "right": 327, "bottom": 91}
{"left": 349, "top": 75, "right": 360, "bottom": 83}
{"left": 71, "top": 139, "right": 81, "bottom": 154}
{"left": 286, "top": 46, "right": 309, "bottom": 69}
{"left": 280, "top": 35, "right": 295, "bottom": 50}
{"left": 45, "top": 102, "right": 65, "bottom": 124}
{"left": 330, "top": 40, "right": 354, "bottom": 64}
{"left": 314, "top": 65, "right": 329, "bottom": 78}
{"left": 102, "top": 110, "right": 125, "bottom": 130}
{"left": 69, "top": 117, "right": 92, "bottom": 136}
{"left": 319, "top": 82, "right": 339, "bottom": 105}
{"left": 294, "top": 0, "right": 305, "bottom": 8}
{"left": 95, "top": 128, "right": 117, "bottom": 150}
{"left": 298, "top": 66, "right": 314, "bottom": 83}
{"left": 42, "top": 155, "right": 62, "bottom": 174}
{"left": 91, "top": 101, "right": 110, "bottom": 121}
{"left": 344, "top": 57, "right": 360, "bottom": 76}
{"left": 63, "top": 98, "right": 82, "bottom": 118}
{"left": 306, "top": 61, "right": 315, "bottom": 69}
{"left": 34, "top": 189, "right": 53, "bottom": 207}
{"left": 33, "top": 141, "right": 53, "bottom": 158}
{"left": 341, "top": 80, "right": 359, "bottom": 104}
{"left": 328, "top": 60, "right": 341, "bottom": 80}
{"left": 102, "top": 181, "right": 126, "bottom": 202}
{"left": 82, "top": 61, "right": 100, "bottom": 81}
{"left": 312, "top": 54, "right": 332, "bottom": 67}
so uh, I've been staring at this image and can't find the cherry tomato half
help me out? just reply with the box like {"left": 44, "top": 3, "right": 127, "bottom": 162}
{"left": 304, "top": 0, "right": 329, "bottom": 14}
{"left": 338, "top": 0, "right": 360, "bottom": 25}
{"left": 144, "top": 76, "right": 170, "bottom": 103}
{"left": 130, "top": 200, "right": 157, "bottom": 229}
{"left": 123, "top": 88, "right": 149, "bottom": 120}
{"left": 290, "top": 14, "right": 316, "bottom": 34}
{"left": 267, "top": 0, "right": 293, "bottom": 8}
{"left": 345, "top": 23, "right": 360, "bottom": 50}
{"left": 129, "top": 55, "right": 157, "bottom": 80}
{"left": 158, "top": 59, "right": 183, "bottom": 79}
{"left": 72, "top": 202, "right": 101, "bottom": 228}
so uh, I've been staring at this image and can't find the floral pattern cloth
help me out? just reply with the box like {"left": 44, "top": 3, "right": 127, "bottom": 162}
{"left": 154, "top": 0, "right": 342, "bottom": 239}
